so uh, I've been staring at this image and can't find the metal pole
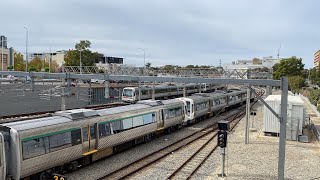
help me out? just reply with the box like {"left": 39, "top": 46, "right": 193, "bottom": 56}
{"left": 24, "top": 27, "right": 28, "bottom": 72}
{"left": 49, "top": 48, "right": 51, "bottom": 73}
{"left": 143, "top": 49, "right": 145, "bottom": 68}
{"left": 1, "top": 37, "right": 3, "bottom": 71}
{"left": 138, "top": 80, "right": 141, "bottom": 101}
{"left": 245, "top": 86, "right": 250, "bottom": 144}
{"left": 61, "top": 78, "right": 66, "bottom": 111}
{"left": 278, "top": 76, "right": 288, "bottom": 180}
{"left": 221, "top": 147, "right": 226, "bottom": 177}
{"left": 80, "top": 50, "right": 82, "bottom": 74}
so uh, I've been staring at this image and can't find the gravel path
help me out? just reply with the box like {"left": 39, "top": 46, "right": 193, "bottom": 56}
{"left": 191, "top": 101, "right": 320, "bottom": 180}
{"left": 66, "top": 108, "right": 241, "bottom": 180}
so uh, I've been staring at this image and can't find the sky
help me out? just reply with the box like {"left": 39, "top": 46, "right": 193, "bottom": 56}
{"left": 1, "top": 0, "right": 319, "bottom": 68}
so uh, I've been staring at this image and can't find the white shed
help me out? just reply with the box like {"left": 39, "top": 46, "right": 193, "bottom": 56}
{"left": 263, "top": 95, "right": 306, "bottom": 140}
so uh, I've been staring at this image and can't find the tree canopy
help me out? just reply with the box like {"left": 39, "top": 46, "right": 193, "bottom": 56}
{"left": 28, "top": 56, "right": 59, "bottom": 72}
{"left": 309, "top": 67, "right": 320, "bottom": 85}
{"left": 272, "top": 56, "right": 304, "bottom": 80}
{"left": 64, "top": 40, "right": 102, "bottom": 66}
{"left": 14, "top": 52, "right": 25, "bottom": 71}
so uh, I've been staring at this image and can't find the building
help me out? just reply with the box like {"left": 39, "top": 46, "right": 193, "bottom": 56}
{"left": 0, "top": 36, "right": 15, "bottom": 71}
{"left": 314, "top": 50, "right": 320, "bottom": 68}
{"left": 28, "top": 50, "right": 66, "bottom": 67}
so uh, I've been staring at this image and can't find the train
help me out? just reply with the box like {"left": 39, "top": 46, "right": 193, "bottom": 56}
{"left": 0, "top": 88, "right": 254, "bottom": 180}
{"left": 122, "top": 83, "right": 226, "bottom": 103}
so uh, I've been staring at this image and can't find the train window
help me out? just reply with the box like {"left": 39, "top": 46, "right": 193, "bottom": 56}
{"left": 122, "top": 118, "right": 133, "bottom": 129}
{"left": 99, "top": 123, "right": 111, "bottom": 138}
{"left": 82, "top": 127, "right": 88, "bottom": 142}
{"left": 142, "top": 90, "right": 148, "bottom": 95}
{"left": 237, "top": 95, "right": 241, "bottom": 100}
{"left": 215, "top": 99, "right": 220, "bottom": 105}
{"left": 186, "top": 102, "right": 191, "bottom": 114}
{"left": 90, "top": 125, "right": 96, "bottom": 140}
{"left": 133, "top": 116, "right": 144, "bottom": 127}
{"left": 175, "top": 107, "right": 182, "bottom": 116}
{"left": 143, "top": 113, "right": 153, "bottom": 124}
{"left": 169, "top": 109, "right": 175, "bottom": 118}
{"left": 22, "top": 137, "right": 47, "bottom": 160}
{"left": 48, "top": 132, "right": 72, "bottom": 152}
{"left": 111, "top": 121, "right": 123, "bottom": 134}
{"left": 71, "top": 129, "right": 82, "bottom": 145}
{"left": 123, "top": 89, "right": 133, "bottom": 97}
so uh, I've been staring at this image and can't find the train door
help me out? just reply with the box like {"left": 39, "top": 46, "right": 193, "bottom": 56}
{"left": 157, "top": 109, "right": 165, "bottom": 130}
{"left": 82, "top": 124, "right": 97, "bottom": 155}
{"left": 0, "top": 133, "right": 6, "bottom": 180}
{"left": 186, "top": 100, "right": 195, "bottom": 121}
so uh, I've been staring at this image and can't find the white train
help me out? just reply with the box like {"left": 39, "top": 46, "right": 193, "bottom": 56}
{"left": 0, "top": 88, "right": 252, "bottom": 180}
{"left": 122, "top": 83, "right": 225, "bottom": 103}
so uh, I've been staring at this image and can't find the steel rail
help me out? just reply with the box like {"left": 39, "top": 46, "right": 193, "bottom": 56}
{"left": 98, "top": 104, "right": 248, "bottom": 180}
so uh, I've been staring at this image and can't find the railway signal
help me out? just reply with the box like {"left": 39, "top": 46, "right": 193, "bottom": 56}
{"left": 217, "top": 120, "right": 229, "bottom": 177}
{"left": 218, "top": 130, "right": 228, "bottom": 148}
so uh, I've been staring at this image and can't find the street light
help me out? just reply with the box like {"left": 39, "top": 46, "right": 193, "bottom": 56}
{"left": 138, "top": 48, "right": 146, "bottom": 68}
{"left": 79, "top": 49, "right": 82, "bottom": 74}
{"left": 24, "top": 27, "right": 28, "bottom": 72}
{"left": 1, "top": 37, "right": 4, "bottom": 71}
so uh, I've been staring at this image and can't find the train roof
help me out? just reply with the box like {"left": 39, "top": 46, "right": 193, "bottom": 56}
{"left": 1, "top": 104, "right": 152, "bottom": 131}
{"left": 193, "top": 92, "right": 228, "bottom": 98}
{"left": 97, "top": 104, "right": 151, "bottom": 115}
{"left": 137, "top": 99, "right": 182, "bottom": 107}
{"left": 124, "top": 83, "right": 220, "bottom": 91}
{"left": 161, "top": 99, "right": 184, "bottom": 105}
{"left": 1, "top": 116, "right": 72, "bottom": 131}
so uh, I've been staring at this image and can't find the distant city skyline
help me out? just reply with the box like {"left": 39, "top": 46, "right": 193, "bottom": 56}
{"left": 2, "top": 0, "right": 319, "bottom": 68}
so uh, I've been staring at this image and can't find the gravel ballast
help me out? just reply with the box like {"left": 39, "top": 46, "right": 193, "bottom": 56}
{"left": 192, "top": 101, "right": 320, "bottom": 180}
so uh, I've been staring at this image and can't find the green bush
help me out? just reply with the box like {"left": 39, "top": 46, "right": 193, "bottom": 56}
{"left": 45, "top": 67, "right": 50, "bottom": 72}
{"left": 29, "top": 66, "right": 36, "bottom": 72}
{"left": 7, "top": 66, "right": 13, "bottom": 70}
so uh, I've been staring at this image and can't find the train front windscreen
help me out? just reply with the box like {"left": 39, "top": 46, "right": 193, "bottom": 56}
{"left": 122, "top": 88, "right": 136, "bottom": 102}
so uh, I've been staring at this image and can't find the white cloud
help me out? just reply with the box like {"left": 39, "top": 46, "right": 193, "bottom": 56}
{"left": 1, "top": 0, "right": 319, "bottom": 68}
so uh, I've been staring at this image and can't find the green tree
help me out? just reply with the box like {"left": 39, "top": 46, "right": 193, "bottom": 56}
{"left": 75, "top": 40, "right": 91, "bottom": 50}
{"left": 64, "top": 40, "right": 100, "bottom": 67}
{"left": 29, "top": 57, "right": 43, "bottom": 71}
{"left": 162, "top": 65, "right": 175, "bottom": 70}
{"left": 272, "top": 56, "right": 304, "bottom": 80}
{"left": 14, "top": 52, "right": 25, "bottom": 71}
{"left": 185, "top": 65, "right": 195, "bottom": 69}
{"left": 309, "top": 67, "right": 320, "bottom": 85}
{"left": 288, "top": 76, "right": 305, "bottom": 93}
{"left": 145, "top": 62, "right": 151, "bottom": 68}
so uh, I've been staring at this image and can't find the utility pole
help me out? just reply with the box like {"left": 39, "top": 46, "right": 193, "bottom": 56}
{"left": 277, "top": 44, "right": 281, "bottom": 59}
{"left": 1, "top": 36, "right": 3, "bottom": 71}
{"left": 80, "top": 49, "right": 82, "bottom": 74}
{"left": 278, "top": 76, "right": 288, "bottom": 180}
{"left": 49, "top": 48, "right": 51, "bottom": 73}
{"left": 24, "top": 27, "right": 28, "bottom": 72}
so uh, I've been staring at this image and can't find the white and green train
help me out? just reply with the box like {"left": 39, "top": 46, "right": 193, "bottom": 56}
{"left": 0, "top": 88, "right": 251, "bottom": 180}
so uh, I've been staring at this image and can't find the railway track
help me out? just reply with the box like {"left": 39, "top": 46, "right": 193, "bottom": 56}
{"left": 99, "top": 88, "right": 264, "bottom": 180}
{"left": 0, "top": 102, "right": 128, "bottom": 123}
{"left": 167, "top": 88, "right": 264, "bottom": 180}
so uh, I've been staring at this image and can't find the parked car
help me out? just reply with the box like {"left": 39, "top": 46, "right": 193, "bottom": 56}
{"left": 7, "top": 75, "right": 18, "bottom": 83}
{"left": 90, "top": 79, "right": 106, "bottom": 84}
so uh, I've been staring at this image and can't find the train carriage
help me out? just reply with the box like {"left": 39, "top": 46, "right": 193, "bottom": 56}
{"left": 122, "top": 83, "right": 225, "bottom": 103}
{"left": 0, "top": 87, "right": 255, "bottom": 180}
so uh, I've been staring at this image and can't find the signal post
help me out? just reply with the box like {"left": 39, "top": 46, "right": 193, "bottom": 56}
{"left": 217, "top": 120, "right": 229, "bottom": 177}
